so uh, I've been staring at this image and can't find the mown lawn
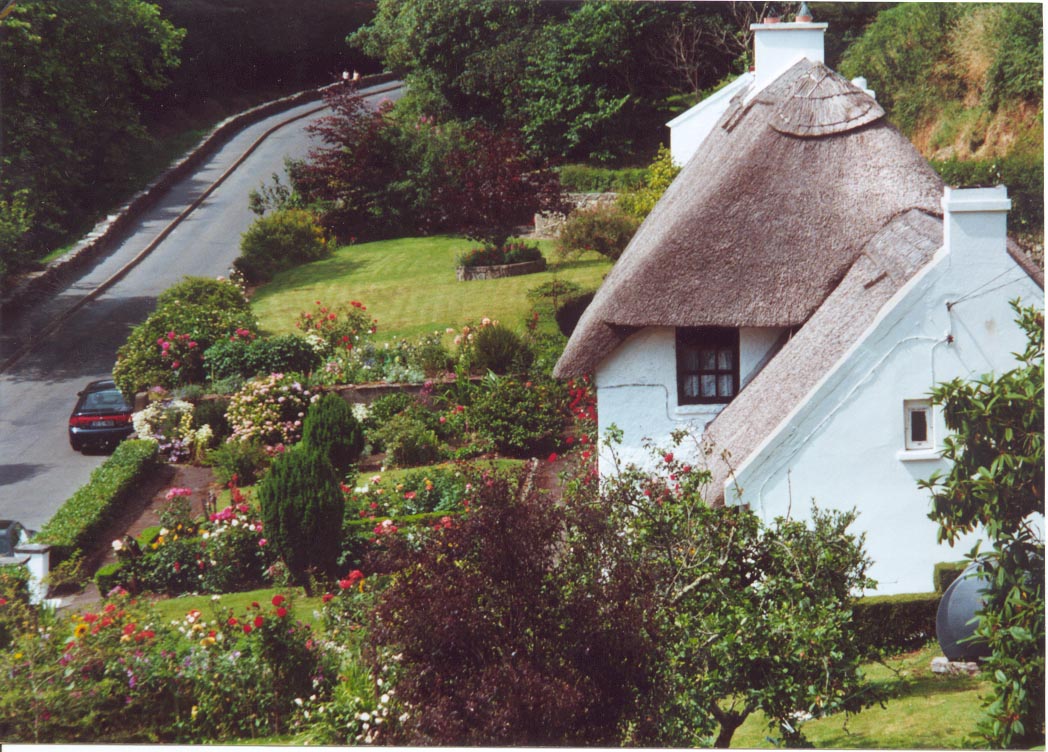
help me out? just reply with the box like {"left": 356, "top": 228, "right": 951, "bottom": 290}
{"left": 731, "top": 642, "right": 990, "bottom": 748}
{"left": 249, "top": 235, "right": 613, "bottom": 340}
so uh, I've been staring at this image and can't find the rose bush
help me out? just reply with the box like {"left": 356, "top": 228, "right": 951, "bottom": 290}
{"left": 226, "top": 372, "right": 319, "bottom": 448}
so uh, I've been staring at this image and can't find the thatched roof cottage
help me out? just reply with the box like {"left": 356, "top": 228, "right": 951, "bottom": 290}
{"left": 553, "top": 12, "right": 1043, "bottom": 594}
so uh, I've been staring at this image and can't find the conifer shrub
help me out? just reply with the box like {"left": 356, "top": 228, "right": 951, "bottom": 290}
{"left": 301, "top": 392, "right": 365, "bottom": 475}
{"left": 471, "top": 324, "right": 533, "bottom": 375}
{"left": 258, "top": 445, "right": 344, "bottom": 593}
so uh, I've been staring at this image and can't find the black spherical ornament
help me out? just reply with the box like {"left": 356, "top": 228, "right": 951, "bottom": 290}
{"left": 936, "top": 562, "right": 991, "bottom": 661}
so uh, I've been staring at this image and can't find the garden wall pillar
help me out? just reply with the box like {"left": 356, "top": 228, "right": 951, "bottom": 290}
{"left": 15, "top": 542, "right": 51, "bottom": 604}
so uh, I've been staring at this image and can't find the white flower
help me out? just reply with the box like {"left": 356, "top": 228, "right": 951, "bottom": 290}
{"left": 111, "top": 539, "right": 124, "bottom": 551}
{"left": 294, "top": 697, "right": 304, "bottom": 707}
{"left": 358, "top": 712, "right": 371, "bottom": 722}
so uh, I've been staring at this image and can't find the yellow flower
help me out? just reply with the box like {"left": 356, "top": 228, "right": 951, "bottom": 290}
{"left": 191, "top": 705, "right": 199, "bottom": 720}
{"left": 13, "top": 652, "right": 22, "bottom": 660}
{"left": 200, "top": 637, "right": 216, "bottom": 647}
{"left": 73, "top": 623, "right": 89, "bottom": 638}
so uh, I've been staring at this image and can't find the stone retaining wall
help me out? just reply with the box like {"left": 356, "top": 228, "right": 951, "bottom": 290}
{"left": 1, "top": 73, "right": 398, "bottom": 314}
{"left": 456, "top": 258, "right": 547, "bottom": 281}
{"left": 533, "top": 192, "right": 618, "bottom": 238}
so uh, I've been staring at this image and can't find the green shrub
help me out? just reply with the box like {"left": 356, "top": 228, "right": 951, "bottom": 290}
{"left": 557, "top": 163, "right": 647, "bottom": 192}
{"left": 616, "top": 145, "right": 681, "bottom": 221}
{"left": 934, "top": 561, "right": 969, "bottom": 594}
{"left": 556, "top": 203, "right": 639, "bottom": 261}
{"left": 555, "top": 292, "right": 595, "bottom": 337}
{"left": 932, "top": 153, "right": 1044, "bottom": 235}
{"left": 363, "top": 392, "right": 415, "bottom": 443}
{"left": 235, "top": 208, "right": 331, "bottom": 284}
{"left": 207, "top": 438, "right": 271, "bottom": 486}
{"left": 371, "top": 412, "right": 442, "bottom": 467}
{"left": 302, "top": 393, "right": 365, "bottom": 475}
{"left": 527, "top": 279, "right": 583, "bottom": 312}
{"left": 471, "top": 324, "right": 533, "bottom": 375}
{"left": 258, "top": 445, "right": 345, "bottom": 589}
{"left": 94, "top": 561, "right": 125, "bottom": 595}
{"left": 35, "top": 439, "right": 159, "bottom": 565}
{"left": 191, "top": 397, "right": 231, "bottom": 443}
{"left": 206, "top": 334, "right": 321, "bottom": 381}
{"left": 112, "top": 278, "right": 258, "bottom": 398}
{"left": 851, "top": 592, "right": 941, "bottom": 657}
{"left": 469, "top": 376, "right": 568, "bottom": 456}
{"left": 457, "top": 242, "right": 544, "bottom": 268}
{"left": 226, "top": 372, "right": 317, "bottom": 447}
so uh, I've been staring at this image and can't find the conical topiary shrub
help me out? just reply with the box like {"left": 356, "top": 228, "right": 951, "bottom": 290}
{"left": 258, "top": 445, "right": 344, "bottom": 594}
{"left": 301, "top": 392, "right": 365, "bottom": 475}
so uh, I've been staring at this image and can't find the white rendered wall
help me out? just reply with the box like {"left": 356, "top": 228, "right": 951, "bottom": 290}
{"left": 596, "top": 326, "right": 787, "bottom": 474}
{"left": 667, "top": 74, "right": 753, "bottom": 167}
{"left": 730, "top": 223, "right": 1041, "bottom": 593}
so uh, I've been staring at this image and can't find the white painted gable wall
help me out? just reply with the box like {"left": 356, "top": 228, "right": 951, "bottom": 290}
{"left": 729, "top": 187, "right": 1042, "bottom": 594}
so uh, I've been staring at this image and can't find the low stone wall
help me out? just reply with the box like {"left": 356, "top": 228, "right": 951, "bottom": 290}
{"left": 533, "top": 192, "right": 618, "bottom": 238}
{"left": 456, "top": 258, "right": 547, "bottom": 281}
{"left": 1, "top": 73, "right": 399, "bottom": 314}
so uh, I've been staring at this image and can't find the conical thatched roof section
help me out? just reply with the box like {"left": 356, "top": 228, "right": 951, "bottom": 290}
{"left": 554, "top": 59, "right": 944, "bottom": 378}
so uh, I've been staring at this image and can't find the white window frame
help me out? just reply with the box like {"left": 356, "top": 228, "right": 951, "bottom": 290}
{"left": 903, "top": 399, "right": 933, "bottom": 451}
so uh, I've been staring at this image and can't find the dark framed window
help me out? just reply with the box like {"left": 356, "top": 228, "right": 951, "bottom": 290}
{"left": 677, "top": 327, "right": 740, "bottom": 405}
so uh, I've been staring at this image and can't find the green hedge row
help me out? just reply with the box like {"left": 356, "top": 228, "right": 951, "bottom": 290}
{"left": 851, "top": 591, "right": 941, "bottom": 657}
{"left": 35, "top": 440, "right": 159, "bottom": 565}
{"left": 934, "top": 561, "right": 969, "bottom": 594}
{"left": 557, "top": 164, "right": 647, "bottom": 193}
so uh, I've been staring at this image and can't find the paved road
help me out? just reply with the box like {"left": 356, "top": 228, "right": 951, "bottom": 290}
{"left": 0, "top": 83, "right": 403, "bottom": 531}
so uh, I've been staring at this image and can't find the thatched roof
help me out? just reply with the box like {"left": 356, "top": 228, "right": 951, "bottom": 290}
{"left": 554, "top": 59, "right": 944, "bottom": 378}
{"left": 702, "top": 208, "right": 943, "bottom": 504}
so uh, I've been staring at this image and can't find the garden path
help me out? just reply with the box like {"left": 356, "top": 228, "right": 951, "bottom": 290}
{"left": 58, "top": 463, "right": 214, "bottom": 612}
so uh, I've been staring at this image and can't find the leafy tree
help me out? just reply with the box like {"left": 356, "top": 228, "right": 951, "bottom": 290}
{"left": 597, "top": 436, "right": 880, "bottom": 748}
{"left": 348, "top": 0, "right": 545, "bottom": 125}
{"left": 432, "top": 125, "right": 564, "bottom": 249}
{"left": 366, "top": 467, "right": 658, "bottom": 745}
{"left": 258, "top": 445, "right": 344, "bottom": 595}
{"left": 0, "top": 0, "right": 183, "bottom": 265}
{"left": 921, "top": 302, "right": 1045, "bottom": 748}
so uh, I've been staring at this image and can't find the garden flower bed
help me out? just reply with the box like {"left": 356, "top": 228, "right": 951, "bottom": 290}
{"left": 456, "top": 257, "right": 547, "bottom": 281}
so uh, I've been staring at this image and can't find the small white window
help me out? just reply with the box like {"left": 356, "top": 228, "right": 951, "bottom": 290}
{"left": 904, "top": 400, "right": 933, "bottom": 450}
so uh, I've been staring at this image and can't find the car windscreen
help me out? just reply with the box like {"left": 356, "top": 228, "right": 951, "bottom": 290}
{"left": 81, "top": 389, "right": 131, "bottom": 412}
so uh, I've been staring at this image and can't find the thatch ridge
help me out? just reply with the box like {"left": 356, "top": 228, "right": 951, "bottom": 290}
{"left": 702, "top": 209, "right": 945, "bottom": 504}
{"left": 554, "top": 58, "right": 943, "bottom": 379}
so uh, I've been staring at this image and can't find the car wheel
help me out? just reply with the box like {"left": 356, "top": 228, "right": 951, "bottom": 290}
{"left": 69, "top": 438, "right": 82, "bottom": 452}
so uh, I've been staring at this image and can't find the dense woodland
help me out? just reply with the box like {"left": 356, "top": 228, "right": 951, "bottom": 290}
{"left": 0, "top": 1, "right": 1042, "bottom": 277}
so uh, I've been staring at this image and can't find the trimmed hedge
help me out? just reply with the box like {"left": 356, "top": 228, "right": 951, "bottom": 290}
{"left": 851, "top": 591, "right": 941, "bottom": 657}
{"left": 934, "top": 560, "right": 969, "bottom": 594}
{"left": 35, "top": 439, "right": 159, "bottom": 565}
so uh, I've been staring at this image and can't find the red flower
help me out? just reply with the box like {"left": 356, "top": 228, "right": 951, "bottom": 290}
{"left": 243, "top": 624, "right": 252, "bottom": 634}
{"left": 663, "top": 452, "right": 674, "bottom": 463}
{"left": 228, "top": 617, "right": 238, "bottom": 626}
{"left": 271, "top": 594, "right": 286, "bottom": 607}
{"left": 254, "top": 615, "right": 264, "bottom": 628}
{"left": 123, "top": 623, "right": 136, "bottom": 636}
{"left": 276, "top": 606, "right": 288, "bottom": 618}
{"left": 548, "top": 452, "right": 558, "bottom": 463}
{"left": 322, "top": 593, "right": 334, "bottom": 603}
{"left": 581, "top": 450, "right": 591, "bottom": 460}
{"left": 404, "top": 491, "right": 416, "bottom": 500}
{"left": 103, "top": 603, "right": 116, "bottom": 613}
{"left": 83, "top": 612, "right": 98, "bottom": 623}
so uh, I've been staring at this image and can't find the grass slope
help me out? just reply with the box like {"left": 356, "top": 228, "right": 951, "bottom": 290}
{"left": 250, "top": 235, "right": 613, "bottom": 341}
{"left": 731, "top": 642, "right": 989, "bottom": 748}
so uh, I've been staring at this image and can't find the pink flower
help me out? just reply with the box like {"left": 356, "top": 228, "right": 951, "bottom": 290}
{"left": 404, "top": 491, "right": 416, "bottom": 500}
{"left": 663, "top": 452, "right": 674, "bottom": 463}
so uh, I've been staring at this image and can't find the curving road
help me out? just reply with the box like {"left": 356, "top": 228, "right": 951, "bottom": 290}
{"left": 0, "top": 83, "right": 403, "bottom": 530}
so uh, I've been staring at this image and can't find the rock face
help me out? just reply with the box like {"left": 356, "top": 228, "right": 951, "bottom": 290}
{"left": 533, "top": 192, "right": 618, "bottom": 238}
{"left": 456, "top": 258, "right": 547, "bottom": 281}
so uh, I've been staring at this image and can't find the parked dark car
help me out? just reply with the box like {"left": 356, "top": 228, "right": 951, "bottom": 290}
{"left": 68, "top": 379, "right": 135, "bottom": 452}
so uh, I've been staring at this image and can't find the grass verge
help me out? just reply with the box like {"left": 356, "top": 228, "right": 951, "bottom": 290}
{"left": 730, "top": 642, "right": 989, "bottom": 748}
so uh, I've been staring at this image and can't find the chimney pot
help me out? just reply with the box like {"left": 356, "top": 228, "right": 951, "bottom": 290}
{"left": 796, "top": 1, "right": 813, "bottom": 22}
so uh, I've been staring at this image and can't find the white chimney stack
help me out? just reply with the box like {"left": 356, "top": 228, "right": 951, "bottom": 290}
{"left": 750, "top": 18, "right": 828, "bottom": 93}
{"left": 942, "top": 186, "right": 1011, "bottom": 263}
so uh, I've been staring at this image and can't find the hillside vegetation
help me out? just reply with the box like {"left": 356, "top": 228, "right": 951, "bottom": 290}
{"left": 840, "top": 3, "right": 1043, "bottom": 244}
